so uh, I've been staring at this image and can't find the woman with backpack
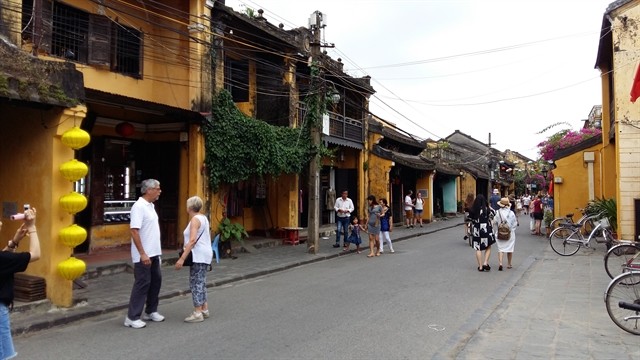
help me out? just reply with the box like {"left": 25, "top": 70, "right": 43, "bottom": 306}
{"left": 468, "top": 194, "right": 495, "bottom": 272}
{"left": 493, "top": 197, "right": 518, "bottom": 271}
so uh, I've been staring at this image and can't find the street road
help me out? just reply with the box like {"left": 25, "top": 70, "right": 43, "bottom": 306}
{"left": 15, "top": 217, "right": 546, "bottom": 359}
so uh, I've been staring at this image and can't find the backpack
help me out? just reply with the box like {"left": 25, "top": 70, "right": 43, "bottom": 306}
{"left": 497, "top": 211, "right": 511, "bottom": 241}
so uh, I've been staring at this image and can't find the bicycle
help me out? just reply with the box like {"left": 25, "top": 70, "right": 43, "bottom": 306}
{"left": 548, "top": 214, "right": 615, "bottom": 256}
{"left": 548, "top": 208, "right": 595, "bottom": 240}
{"left": 604, "top": 271, "right": 640, "bottom": 335}
{"left": 463, "top": 214, "right": 472, "bottom": 247}
{"left": 604, "top": 241, "right": 640, "bottom": 279}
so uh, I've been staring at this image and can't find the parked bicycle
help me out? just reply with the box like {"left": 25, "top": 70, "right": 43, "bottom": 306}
{"left": 604, "top": 240, "right": 640, "bottom": 279}
{"left": 604, "top": 271, "right": 640, "bottom": 335}
{"left": 548, "top": 214, "right": 616, "bottom": 256}
{"left": 548, "top": 208, "right": 594, "bottom": 238}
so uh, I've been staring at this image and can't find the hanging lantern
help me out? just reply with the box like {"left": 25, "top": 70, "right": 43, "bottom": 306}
{"left": 115, "top": 122, "right": 135, "bottom": 137}
{"left": 61, "top": 126, "right": 91, "bottom": 150}
{"left": 57, "top": 257, "right": 86, "bottom": 281}
{"left": 59, "top": 159, "right": 88, "bottom": 182}
{"left": 58, "top": 224, "right": 88, "bottom": 248}
{"left": 59, "top": 192, "right": 88, "bottom": 214}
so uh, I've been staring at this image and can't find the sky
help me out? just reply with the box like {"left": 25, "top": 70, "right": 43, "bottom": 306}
{"left": 224, "top": 0, "right": 614, "bottom": 159}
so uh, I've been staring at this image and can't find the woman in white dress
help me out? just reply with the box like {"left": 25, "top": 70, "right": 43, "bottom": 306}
{"left": 493, "top": 197, "right": 518, "bottom": 271}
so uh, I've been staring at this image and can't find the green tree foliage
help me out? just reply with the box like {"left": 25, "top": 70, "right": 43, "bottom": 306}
{"left": 202, "top": 90, "right": 309, "bottom": 190}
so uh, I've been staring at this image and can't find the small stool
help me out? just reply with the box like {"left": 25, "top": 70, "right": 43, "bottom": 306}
{"left": 282, "top": 227, "right": 302, "bottom": 245}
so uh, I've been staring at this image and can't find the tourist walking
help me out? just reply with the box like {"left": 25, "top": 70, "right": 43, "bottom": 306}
{"left": 489, "top": 189, "right": 501, "bottom": 210}
{"left": 344, "top": 216, "right": 364, "bottom": 253}
{"left": 463, "top": 193, "right": 475, "bottom": 242}
{"left": 413, "top": 192, "right": 425, "bottom": 227}
{"left": 333, "top": 190, "right": 354, "bottom": 248}
{"left": 531, "top": 194, "right": 544, "bottom": 236}
{"left": 365, "top": 195, "right": 382, "bottom": 257}
{"left": 493, "top": 197, "right": 518, "bottom": 271}
{"left": 175, "top": 196, "right": 213, "bottom": 323}
{"left": 404, "top": 190, "right": 414, "bottom": 228}
{"left": 125, "top": 179, "right": 165, "bottom": 329}
{"left": 378, "top": 198, "right": 394, "bottom": 253}
{"left": 522, "top": 194, "right": 531, "bottom": 215}
{"left": 469, "top": 194, "right": 495, "bottom": 271}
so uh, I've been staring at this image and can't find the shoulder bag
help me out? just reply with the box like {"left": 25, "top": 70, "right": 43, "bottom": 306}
{"left": 178, "top": 229, "right": 204, "bottom": 267}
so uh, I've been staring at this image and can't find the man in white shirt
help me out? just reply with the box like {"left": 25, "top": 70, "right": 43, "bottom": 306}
{"left": 125, "top": 179, "right": 165, "bottom": 329}
{"left": 404, "top": 190, "right": 415, "bottom": 228}
{"left": 333, "top": 190, "right": 354, "bottom": 248}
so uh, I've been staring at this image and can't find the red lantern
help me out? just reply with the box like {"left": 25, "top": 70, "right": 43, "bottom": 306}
{"left": 115, "top": 122, "right": 135, "bottom": 137}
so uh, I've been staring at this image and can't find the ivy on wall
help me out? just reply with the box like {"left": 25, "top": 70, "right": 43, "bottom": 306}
{"left": 202, "top": 90, "right": 310, "bottom": 190}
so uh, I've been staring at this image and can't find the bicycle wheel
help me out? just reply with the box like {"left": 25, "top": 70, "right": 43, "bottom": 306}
{"left": 549, "top": 228, "right": 581, "bottom": 256}
{"left": 604, "top": 272, "right": 640, "bottom": 335}
{"left": 603, "top": 228, "right": 618, "bottom": 250}
{"left": 604, "top": 244, "right": 640, "bottom": 279}
{"left": 550, "top": 226, "right": 571, "bottom": 240}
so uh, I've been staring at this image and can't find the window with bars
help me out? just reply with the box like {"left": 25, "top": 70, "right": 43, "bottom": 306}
{"left": 51, "top": 2, "right": 89, "bottom": 62}
{"left": 113, "top": 25, "right": 142, "bottom": 78}
{"left": 21, "top": 0, "right": 142, "bottom": 78}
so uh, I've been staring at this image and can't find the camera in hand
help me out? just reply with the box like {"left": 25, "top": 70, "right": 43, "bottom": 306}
{"left": 10, "top": 204, "right": 30, "bottom": 221}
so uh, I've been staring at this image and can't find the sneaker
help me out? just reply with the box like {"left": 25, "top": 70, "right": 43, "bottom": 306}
{"left": 332, "top": 244, "right": 340, "bottom": 248}
{"left": 124, "top": 317, "right": 147, "bottom": 329}
{"left": 202, "top": 310, "right": 210, "bottom": 319}
{"left": 390, "top": 250, "right": 395, "bottom": 253}
{"left": 141, "top": 312, "right": 165, "bottom": 322}
{"left": 184, "top": 311, "right": 204, "bottom": 323}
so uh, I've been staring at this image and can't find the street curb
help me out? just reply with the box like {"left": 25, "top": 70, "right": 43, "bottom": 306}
{"left": 12, "top": 221, "right": 463, "bottom": 335}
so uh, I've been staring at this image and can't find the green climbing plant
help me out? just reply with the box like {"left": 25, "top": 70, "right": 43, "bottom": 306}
{"left": 202, "top": 90, "right": 310, "bottom": 190}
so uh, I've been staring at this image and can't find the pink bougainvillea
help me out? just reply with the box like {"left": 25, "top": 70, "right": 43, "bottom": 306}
{"left": 537, "top": 128, "right": 601, "bottom": 160}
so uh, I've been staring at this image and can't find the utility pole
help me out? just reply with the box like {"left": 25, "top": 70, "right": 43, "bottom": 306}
{"left": 307, "top": 11, "right": 324, "bottom": 254}
{"left": 487, "top": 133, "right": 495, "bottom": 197}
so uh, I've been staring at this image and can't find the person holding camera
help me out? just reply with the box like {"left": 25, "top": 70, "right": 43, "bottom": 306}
{"left": 0, "top": 207, "right": 40, "bottom": 359}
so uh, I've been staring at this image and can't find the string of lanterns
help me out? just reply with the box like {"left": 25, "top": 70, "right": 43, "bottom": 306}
{"left": 57, "top": 126, "right": 90, "bottom": 281}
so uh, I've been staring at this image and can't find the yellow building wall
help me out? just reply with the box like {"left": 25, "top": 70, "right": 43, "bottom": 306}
{"left": 0, "top": 104, "right": 88, "bottom": 307}
{"left": 552, "top": 145, "right": 602, "bottom": 222}
{"left": 34, "top": 0, "right": 194, "bottom": 110}
{"left": 606, "top": 5, "right": 640, "bottom": 239}
{"left": 416, "top": 175, "right": 431, "bottom": 221}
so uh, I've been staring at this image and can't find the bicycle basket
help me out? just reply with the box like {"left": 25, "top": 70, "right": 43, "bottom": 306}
{"left": 596, "top": 217, "right": 610, "bottom": 229}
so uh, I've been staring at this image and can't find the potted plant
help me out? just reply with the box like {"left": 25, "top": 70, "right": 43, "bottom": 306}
{"left": 543, "top": 209, "right": 554, "bottom": 236}
{"left": 217, "top": 218, "right": 249, "bottom": 258}
{"left": 585, "top": 198, "right": 617, "bottom": 234}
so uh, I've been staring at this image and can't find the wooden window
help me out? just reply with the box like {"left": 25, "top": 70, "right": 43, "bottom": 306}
{"left": 51, "top": 1, "right": 89, "bottom": 62}
{"left": 112, "top": 25, "right": 142, "bottom": 78}
{"left": 225, "top": 58, "right": 249, "bottom": 102}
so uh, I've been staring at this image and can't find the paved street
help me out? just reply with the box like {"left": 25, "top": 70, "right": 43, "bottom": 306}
{"left": 11, "top": 214, "right": 640, "bottom": 359}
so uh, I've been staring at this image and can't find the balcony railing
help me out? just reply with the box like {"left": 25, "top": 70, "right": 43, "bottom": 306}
{"left": 327, "top": 111, "right": 363, "bottom": 143}
{"left": 298, "top": 103, "right": 364, "bottom": 144}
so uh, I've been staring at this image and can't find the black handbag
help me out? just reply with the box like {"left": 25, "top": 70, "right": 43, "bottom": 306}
{"left": 178, "top": 229, "right": 204, "bottom": 266}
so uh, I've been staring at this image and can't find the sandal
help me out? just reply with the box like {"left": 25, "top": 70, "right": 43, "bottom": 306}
{"left": 507, "top": 265, "right": 512, "bottom": 269}
{"left": 367, "top": 254, "right": 374, "bottom": 258}
{"left": 478, "top": 267, "right": 484, "bottom": 272}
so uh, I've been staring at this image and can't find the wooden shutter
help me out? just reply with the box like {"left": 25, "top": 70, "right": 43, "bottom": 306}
{"left": 88, "top": 14, "right": 111, "bottom": 66}
{"left": 33, "top": 0, "right": 52, "bottom": 53}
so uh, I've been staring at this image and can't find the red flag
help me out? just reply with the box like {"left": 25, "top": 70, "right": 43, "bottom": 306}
{"left": 631, "top": 63, "right": 640, "bottom": 103}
